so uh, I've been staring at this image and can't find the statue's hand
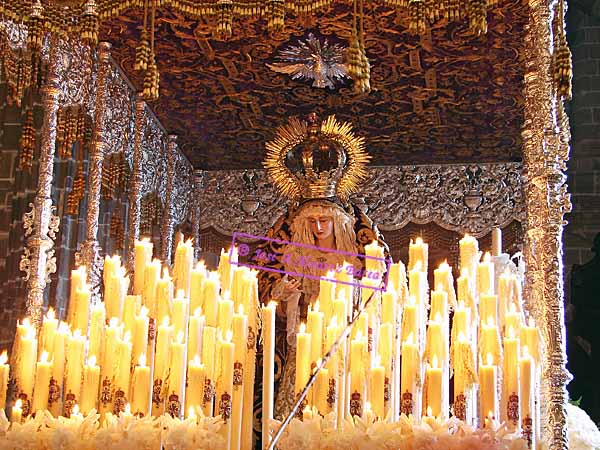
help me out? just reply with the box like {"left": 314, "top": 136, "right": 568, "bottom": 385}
{"left": 282, "top": 276, "right": 302, "bottom": 294}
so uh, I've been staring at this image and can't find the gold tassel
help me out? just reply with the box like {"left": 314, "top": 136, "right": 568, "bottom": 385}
{"left": 468, "top": 0, "right": 487, "bottom": 35}
{"left": 267, "top": 0, "right": 285, "bottom": 31}
{"left": 81, "top": 0, "right": 99, "bottom": 47}
{"left": 216, "top": 0, "right": 234, "bottom": 40}
{"left": 408, "top": 0, "right": 426, "bottom": 34}
{"left": 19, "top": 109, "right": 35, "bottom": 171}
{"left": 135, "top": 0, "right": 150, "bottom": 71}
{"left": 553, "top": 0, "right": 572, "bottom": 100}
{"left": 26, "top": 1, "right": 44, "bottom": 54}
{"left": 143, "top": 52, "right": 160, "bottom": 101}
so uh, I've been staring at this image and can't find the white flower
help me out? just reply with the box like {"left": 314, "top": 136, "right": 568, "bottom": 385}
{"left": 566, "top": 403, "right": 600, "bottom": 450}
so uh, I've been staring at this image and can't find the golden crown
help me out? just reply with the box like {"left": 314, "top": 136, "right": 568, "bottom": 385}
{"left": 264, "top": 113, "right": 370, "bottom": 203}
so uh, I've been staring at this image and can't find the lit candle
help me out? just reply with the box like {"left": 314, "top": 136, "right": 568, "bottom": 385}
{"left": 295, "top": 324, "right": 312, "bottom": 402}
{"left": 452, "top": 301, "right": 471, "bottom": 340}
{"left": 187, "top": 307, "right": 205, "bottom": 363}
{"left": 0, "top": 351, "right": 9, "bottom": 409}
{"left": 505, "top": 302, "right": 523, "bottom": 337}
{"left": 262, "top": 302, "right": 276, "bottom": 449}
{"left": 520, "top": 346, "right": 535, "bottom": 448}
{"left": 156, "top": 267, "right": 174, "bottom": 324}
{"left": 218, "top": 247, "right": 238, "bottom": 294}
{"left": 201, "top": 325, "right": 217, "bottom": 417}
{"left": 452, "top": 331, "right": 476, "bottom": 422}
{"left": 430, "top": 289, "right": 448, "bottom": 325}
{"left": 40, "top": 308, "right": 58, "bottom": 358}
{"left": 459, "top": 235, "right": 479, "bottom": 286}
{"left": 80, "top": 355, "right": 100, "bottom": 415}
{"left": 408, "top": 237, "right": 428, "bottom": 273}
{"left": 479, "top": 294, "right": 498, "bottom": 328}
{"left": 477, "top": 252, "right": 494, "bottom": 296}
{"left": 408, "top": 262, "right": 426, "bottom": 305}
{"left": 350, "top": 331, "right": 366, "bottom": 417}
{"left": 325, "top": 318, "right": 339, "bottom": 416}
{"left": 521, "top": 317, "right": 540, "bottom": 363}
{"left": 101, "top": 318, "right": 122, "bottom": 394}
{"left": 457, "top": 268, "right": 476, "bottom": 317}
{"left": 365, "top": 240, "right": 385, "bottom": 275}
{"left": 333, "top": 297, "right": 347, "bottom": 328}
{"left": 153, "top": 317, "right": 173, "bottom": 416}
{"left": 17, "top": 326, "right": 37, "bottom": 406}
{"left": 400, "top": 333, "right": 419, "bottom": 417}
{"left": 115, "top": 331, "right": 132, "bottom": 404}
{"left": 68, "top": 266, "right": 87, "bottom": 328}
{"left": 203, "top": 271, "right": 220, "bottom": 327}
{"left": 143, "top": 259, "right": 161, "bottom": 318}
{"left": 32, "top": 350, "right": 53, "bottom": 414}
{"left": 381, "top": 289, "right": 397, "bottom": 325}
{"left": 231, "top": 305, "right": 248, "bottom": 450}
{"left": 49, "top": 322, "right": 68, "bottom": 416}
{"left": 122, "top": 294, "right": 141, "bottom": 336}
{"left": 134, "top": 238, "right": 153, "bottom": 295}
{"left": 319, "top": 271, "right": 336, "bottom": 321}
{"left": 503, "top": 326, "right": 520, "bottom": 429}
{"left": 106, "top": 266, "right": 128, "bottom": 321}
{"left": 370, "top": 356, "right": 385, "bottom": 420}
{"left": 65, "top": 329, "right": 85, "bottom": 409}
{"left": 480, "top": 316, "right": 502, "bottom": 365}
{"left": 314, "top": 360, "right": 329, "bottom": 416}
{"left": 132, "top": 306, "right": 149, "bottom": 365}
{"left": 401, "top": 296, "right": 418, "bottom": 342}
{"left": 88, "top": 303, "right": 105, "bottom": 361}
{"left": 218, "top": 296, "right": 234, "bottom": 334}
{"left": 216, "top": 331, "right": 235, "bottom": 448}
{"left": 174, "top": 238, "right": 194, "bottom": 298}
{"left": 307, "top": 301, "right": 324, "bottom": 375}
{"left": 185, "top": 355, "right": 205, "bottom": 416}
{"left": 479, "top": 352, "right": 498, "bottom": 424}
{"left": 433, "top": 261, "right": 456, "bottom": 308}
{"left": 168, "top": 331, "right": 187, "bottom": 418}
{"left": 388, "top": 261, "right": 408, "bottom": 298}
{"left": 12, "top": 398, "right": 23, "bottom": 423}
{"left": 72, "top": 284, "right": 91, "bottom": 334}
{"left": 424, "top": 355, "right": 443, "bottom": 418}
{"left": 172, "top": 289, "right": 190, "bottom": 338}
{"left": 190, "top": 261, "right": 207, "bottom": 313}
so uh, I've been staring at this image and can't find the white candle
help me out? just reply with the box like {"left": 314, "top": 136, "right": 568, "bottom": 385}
{"left": 477, "top": 252, "right": 494, "bottom": 296}
{"left": 185, "top": 355, "right": 205, "bottom": 417}
{"left": 400, "top": 333, "right": 419, "bottom": 417}
{"left": 132, "top": 306, "right": 149, "bottom": 365}
{"left": 187, "top": 307, "right": 205, "bottom": 363}
{"left": 143, "top": 259, "right": 161, "bottom": 318}
{"left": 80, "top": 355, "right": 100, "bottom": 415}
{"left": 216, "top": 331, "right": 235, "bottom": 448}
{"left": 262, "top": 302, "right": 276, "bottom": 449}
{"left": 65, "top": 329, "right": 85, "bottom": 407}
{"left": 0, "top": 351, "right": 9, "bottom": 409}
{"left": 131, "top": 353, "right": 151, "bottom": 417}
{"left": 520, "top": 346, "right": 535, "bottom": 448}
{"left": 134, "top": 238, "right": 153, "bottom": 295}
{"left": 190, "top": 262, "right": 207, "bottom": 314}
{"left": 424, "top": 355, "right": 443, "bottom": 418}
{"left": 479, "top": 352, "right": 498, "bottom": 424}
{"left": 168, "top": 331, "right": 187, "bottom": 418}
{"left": 40, "top": 308, "right": 58, "bottom": 358}
{"left": 503, "top": 326, "right": 520, "bottom": 429}
{"left": 32, "top": 351, "right": 53, "bottom": 413}
{"left": 172, "top": 290, "right": 190, "bottom": 338}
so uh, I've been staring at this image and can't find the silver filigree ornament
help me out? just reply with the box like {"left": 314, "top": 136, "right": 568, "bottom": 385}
{"left": 48, "top": 206, "right": 60, "bottom": 240}
{"left": 20, "top": 247, "right": 32, "bottom": 281}
{"left": 23, "top": 203, "right": 35, "bottom": 237}
{"left": 266, "top": 33, "right": 350, "bottom": 89}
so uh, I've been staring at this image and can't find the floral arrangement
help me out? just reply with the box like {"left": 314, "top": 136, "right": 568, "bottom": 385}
{"left": 0, "top": 410, "right": 226, "bottom": 450}
{"left": 270, "top": 411, "right": 530, "bottom": 450}
{"left": 565, "top": 403, "right": 600, "bottom": 450}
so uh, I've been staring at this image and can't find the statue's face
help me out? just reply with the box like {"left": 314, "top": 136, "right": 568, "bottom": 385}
{"left": 308, "top": 215, "right": 334, "bottom": 242}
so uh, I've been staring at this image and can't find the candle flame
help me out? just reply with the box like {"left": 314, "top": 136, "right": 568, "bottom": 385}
{"left": 373, "top": 355, "right": 381, "bottom": 368}
{"left": 0, "top": 351, "right": 7, "bottom": 365}
{"left": 46, "top": 308, "right": 56, "bottom": 321}
{"left": 162, "top": 316, "right": 170, "bottom": 327}
{"left": 299, "top": 323, "right": 306, "bottom": 334}
{"left": 188, "top": 406, "right": 197, "bottom": 419}
{"left": 434, "top": 312, "right": 443, "bottom": 323}
{"left": 196, "top": 260, "right": 206, "bottom": 271}
{"left": 528, "top": 317, "right": 535, "bottom": 328}
{"left": 88, "top": 355, "right": 97, "bottom": 367}
{"left": 486, "top": 353, "right": 493, "bottom": 365}
{"left": 176, "top": 331, "right": 184, "bottom": 344}
{"left": 40, "top": 351, "right": 49, "bottom": 364}
{"left": 415, "top": 237, "right": 423, "bottom": 245}
{"left": 267, "top": 301, "right": 277, "bottom": 309}
{"left": 314, "top": 300, "right": 320, "bottom": 313}
{"left": 72, "top": 404, "right": 80, "bottom": 416}
{"left": 356, "top": 330, "right": 364, "bottom": 341}
{"left": 523, "top": 345, "right": 530, "bottom": 357}
{"left": 162, "top": 267, "right": 171, "bottom": 279}
{"left": 413, "top": 261, "right": 422, "bottom": 272}
{"left": 460, "top": 268, "right": 469, "bottom": 278}
{"left": 15, "top": 399, "right": 22, "bottom": 409}
{"left": 329, "top": 317, "right": 338, "bottom": 328}
{"left": 488, "top": 410, "right": 494, "bottom": 419}
{"left": 123, "top": 331, "right": 131, "bottom": 343}
{"left": 431, "top": 355, "right": 439, "bottom": 369}
{"left": 407, "top": 295, "right": 416, "bottom": 305}
{"left": 426, "top": 406, "right": 433, "bottom": 417}
{"left": 139, "top": 353, "right": 147, "bottom": 366}
{"left": 109, "top": 317, "right": 119, "bottom": 328}
{"left": 223, "top": 290, "right": 231, "bottom": 300}
{"left": 192, "top": 354, "right": 201, "bottom": 365}
{"left": 508, "top": 326, "right": 515, "bottom": 339}
{"left": 365, "top": 401, "right": 372, "bottom": 412}
{"left": 176, "top": 289, "right": 185, "bottom": 299}
{"left": 20, "top": 318, "right": 31, "bottom": 328}
{"left": 509, "top": 303, "right": 517, "bottom": 314}
{"left": 73, "top": 329, "right": 82, "bottom": 339}
{"left": 225, "top": 330, "right": 233, "bottom": 343}
{"left": 58, "top": 321, "right": 70, "bottom": 333}
{"left": 193, "top": 307, "right": 202, "bottom": 317}
{"left": 238, "top": 304, "right": 244, "bottom": 315}
{"left": 457, "top": 331, "right": 466, "bottom": 342}
{"left": 125, "top": 403, "right": 131, "bottom": 414}
{"left": 458, "top": 300, "right": 465, "bottom": 309}
{"left": 435, "top": 283, "right": 444, "bottom": 292}
{"left": 483, "top": 252, "right": 491, "bottom": 263}
{"left": 140, "top": 306, "right": 149, "bottom": 317}
{"left": 487, "top": 316, "right": 494, "bottom": 327}
{"left": 406, "top": 333, "right": 414, "bottom": 345}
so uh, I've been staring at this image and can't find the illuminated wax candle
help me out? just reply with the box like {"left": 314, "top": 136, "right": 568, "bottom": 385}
{"left": 314, "top": 360, "right": 329, "bottom": 416}
{"left": 521, "top": 317, "right": 540, "bottom": 363}
{"left": 122, "top": 294, "right": 141, "bottom": 336}
{"left": 430, "top": 289, "right": 448, "bottom": 326}
{"left": 408, "top": 237, "right": 428, "bottom": 273}
{"left": 134, "top": 238, "right": 153, "bottom": 295}
{"left": 453, "top": 301, "right": 471, "bottom": 340}
{"left": 425, "top": 313, "right": 446, "bottom": 367}
{"left": 143, "top": 259, "right": 161, "bottom": 318}
{"left": 480, "top": 293, "right": 499, "bottom": 328}
{"left": 424, "top": 355, "right": 443, "bottom": 418}
{"left": 0, "top": 351, "right": 8, "bottom": 409}
{"left": 174, "top": 238, "right": 194, "bottom": 298}
{"left": 381, "top": 288, "right": 397, "bottom": 325}
{"left": 201, "top": 325, "right": 217, "bottom": 417}
{"left": 68, "top": 266, "right": 87, "bottom": 327}
{"left": 365, "top": 240, "right": 385, "bottom": 275}
{"left": 503, "top": 326, "right": 520, "bottom": 429}
{"left": 101, "top": 318, "right": 122, "bottom": 388}
{"left": 505, "top": 303, "right": 523, "bottom": 338}
{"left": 115, "top": 331, "right": 132, "bottom": 397}
{"left": 132, "top": 306, "right": 150, "bottom": 364}
{"left": 65, "top": 329, "right": 85, "bottom": 406}
{"left": 187, "top": 307, "right": 205, "bottom": 363}
{"left": 307, "top": 301, "right": 324, "bottom": 370}
{"left": 12, "top": 399, "right": 23, "bottom": 423}
{"left": 408, "top": 261, "right": 427, "bottom": 306}
{"left": 131, "top": 353, "right": 151, "bottom": 417}
{"left": 106, "top": 265, "right": 128, "bottom": 321}
{"left": 32, "top": 351, "right": 53, "bottom": 413}
{"left": 152, "top": 317, "right": 172, "bottom": 416}
{"left": 401, "top": 296, "right": 418, "bottom": 342}
{"left": 72, "top": 284, "right": 91, "bottom": 334}
{"left": 492, "top": 228, "right": 502, "bottom": 257}
{"left": 80, "top": 355, "right": 100, "bottom": 415}
{"left": 218, "top": 247, "right": 238, "bottom": 295}
{"left": 319, "top": 271, "right": 336, "bottom": 322}
{"left": 156, "top": 267, "right": 174, "bottom": 324}
{"left": 333, "top": 297, "right": 347, "bottom": 328}
{"left": 190, "top": 261, "right": 207, "bottom": 314}
{"left": 88, "top": 303, "right": 105, "bottom": 363}
{"left": 459, "top": 234, "right": 479, "bottom": 285}
{"left": 103, "top": 255, "right": 120, "bottom": 290}
{"left": 433, "top": 261, "right": 457, "bottom": 308}
{"left": 325, "top": 318, "right": 339, "bottom": 416}
{"left": 230, "top": 266, "right": 249, "bottom": 310}
{"left": 400, "top": 333, "right": 420, "bottom": 417}
{"left": 477, "top": 252, "right": 494, "bottom": 296}
{"left": 231, "top": 305, "right": 248, "bottom": 450}
{"left": 185, "top": 355, "right": 205, "bottom": 416}
{"left": 334, "top": 261, "right": 354, "bottom": 305}
{"left": 172, "top": 289, "right": 190, "bottom": 338}
{"left": 370, "top": 355, "right": 385, "bottom": 419}
{"left": 203, "top": 271, "right": 220, "bottom": 327}
{"left": 520, "top": 345, "right": 535, "bottom": 448}
{"left": 479, "top": 353, "right": 498, "bottom": 424}
{"left": 169, "top": 331, "right": 187, "bottom": 417}
{"left": 350, "top": 331, "right": 366, "bottom": 416}
{"left": 262, "top": 302, "right": 276, "bottom": 448}
{"left": 388, "top": 261, "right": 408, "bottom": 299}
{"left": 217, "top": 295, "right": 234, "bottom": 334}
{"left": 457, "top": 268, "right": 476, "bottom": 316}
{"left": 216, "top": 331, "right": 234, "bottom": 448}
{"left": 295, "top": 324, "right": 312, "bottom": 400}
{"left": 49, "top": 322, "right": 68, "bottom": 416}
{"left": 480, "top": 316, "right": 502, "bottom": 365}
{"left": 17, "top": 326, "right": 37, "bottom": 402}
{"left": 453, "top": 332, "right": 476, "bottom": 412}
{"left": 40, "top": 308, "right": 58, "bottom": 358}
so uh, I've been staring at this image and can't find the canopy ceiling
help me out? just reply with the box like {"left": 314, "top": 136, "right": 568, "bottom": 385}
{"left": 100, "top": 0, "right": 527, "bottom": 170}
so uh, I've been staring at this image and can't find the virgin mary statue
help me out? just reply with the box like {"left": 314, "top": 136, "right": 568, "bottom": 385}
{"left": 256, "top": 113, "right": 389, "bottom": 419}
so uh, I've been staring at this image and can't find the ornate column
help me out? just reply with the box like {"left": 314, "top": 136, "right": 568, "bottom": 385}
{"left": 160, "top": 135, "right": 176, "bottom": 264}
{"left": 191, "top": 170, "right": 204, "bottom": 260}
{"left": 77, "top": 42, "right": 111, "bottom": 304}
{"left": 522, "top": 0, "right": 571, "bottom": 448}
{"left": 20, "top": 35, "right": 62, "bottom": 327}
{"left": 125, "top": 95, "right": 146, "bottom": 274}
